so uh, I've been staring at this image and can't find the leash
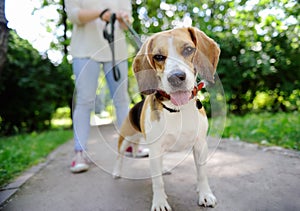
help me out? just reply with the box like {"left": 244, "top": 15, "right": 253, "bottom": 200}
{"left": 103, "top": 13, "right": 121, "bottom": 81}
{"left": 103, "top": 15, "right": 143, "bottom": 81}
{"left": 120, "top": 16, "right": 143, "bottom": 49}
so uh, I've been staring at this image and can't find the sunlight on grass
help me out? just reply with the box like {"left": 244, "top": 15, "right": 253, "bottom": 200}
{"left": 223, "top": 112, "right": 300, "bottom": 150}
{"left": 51, "top": 118, "right": 72, "bottom": 128}
{"left": 51, "top": 107, "right": 72, "bottom": 128}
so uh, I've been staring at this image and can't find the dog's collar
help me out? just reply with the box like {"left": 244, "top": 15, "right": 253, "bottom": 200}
{"left": 155, "top": 81, "right": 205, "bottom": 113}
{"left": 160, "top": 102, "right": 180, "bottom": 113}
{"left": 159, "top": 98, "right": 203, "bottom": 113}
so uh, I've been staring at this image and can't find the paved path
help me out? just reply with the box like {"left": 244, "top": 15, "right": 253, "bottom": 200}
{"left": 1, "top": 124, "right": 299, "bottom": 211}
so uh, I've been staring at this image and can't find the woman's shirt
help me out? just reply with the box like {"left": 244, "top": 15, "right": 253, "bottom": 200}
{"left": 65, "top": 0, "right": 131, "bottom": 62}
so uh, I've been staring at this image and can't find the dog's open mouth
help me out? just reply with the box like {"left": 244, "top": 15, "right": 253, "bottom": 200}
{"left": 170, "top": 91, "right": 191, "bottom": 106}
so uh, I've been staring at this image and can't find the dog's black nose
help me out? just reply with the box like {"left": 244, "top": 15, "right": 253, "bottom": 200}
{"left": 167, "top": 70, "right": 186, "bottom": 87}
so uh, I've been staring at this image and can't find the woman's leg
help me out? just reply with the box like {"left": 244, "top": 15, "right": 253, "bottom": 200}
{"left": 103, "top": 61, "right": 130, "bottom": 128}
{"left": 72, "top": 58, "right": 100, "bottom": 151}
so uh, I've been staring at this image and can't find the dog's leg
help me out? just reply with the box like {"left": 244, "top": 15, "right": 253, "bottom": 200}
{"left": 113, "top": 138, "right": 131, "bottom": 179}
{"left": 131, "top": 140, "right": 139, "bottom": 158}
{"left": 193, "top": 140, "right": 217, "bottom": 207}
{"left": 149, "top": 143, "right": 172, "bottom": 211}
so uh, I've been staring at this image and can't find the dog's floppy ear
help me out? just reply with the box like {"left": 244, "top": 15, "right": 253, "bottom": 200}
{"left": 188, "top": 27, "right": 220, "bottom": 83}
{"left": 133, "top": 37, "right": 158, "bottom": 95}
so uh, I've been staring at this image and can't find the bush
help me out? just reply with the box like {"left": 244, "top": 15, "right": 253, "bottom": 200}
{"left": 0, "top": 30, "right": 73, "bottom": 135}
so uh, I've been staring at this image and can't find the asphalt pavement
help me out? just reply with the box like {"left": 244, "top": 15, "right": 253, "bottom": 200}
{"left": 1, "top": 124, "right": 299, "bottom": 211}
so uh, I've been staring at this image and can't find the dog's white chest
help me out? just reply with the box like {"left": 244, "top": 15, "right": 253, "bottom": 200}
{"left": 144, "top": 101, "right": 208, "bottom": 152}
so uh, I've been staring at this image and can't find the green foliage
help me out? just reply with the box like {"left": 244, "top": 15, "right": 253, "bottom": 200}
{"left": 223, "top": 112, "right": 300, "bottom": 150}
{"left": 38, "top": 0, "right": 300, "bottom": 114}
{"left": 132, "top": 0, "right": 300, "bottom": 114}
{"left": 6, "top": 0, "right": 297, "bottom": 137}
{"left": 0, "top": 30, "right": 73, "bottom": 135}
{"left": 0, "top": 129, "right": 72, "bottom": 187}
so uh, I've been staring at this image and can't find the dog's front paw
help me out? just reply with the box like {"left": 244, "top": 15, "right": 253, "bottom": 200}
{"left": 198, "top": 192, "right": 217, "bottom": 207}
{"left": 151, "top": 192, "right": 172, "bottom": 211}
{"left": 151, "top": 200, "right": 171, "bottom": 211}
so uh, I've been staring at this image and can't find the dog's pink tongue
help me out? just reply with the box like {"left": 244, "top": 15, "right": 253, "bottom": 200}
{"left": 170, "top": 91, "right": 190, "bottom": 106}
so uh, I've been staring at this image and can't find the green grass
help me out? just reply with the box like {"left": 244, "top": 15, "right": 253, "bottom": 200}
{"left": 223, "top": 112, "right": 300, "bottom": 150}
{"left": 0, "top": 129, "right": 72, "bottom": 188}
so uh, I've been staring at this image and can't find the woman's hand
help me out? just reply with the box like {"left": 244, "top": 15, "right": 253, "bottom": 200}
{"left": 116, "top": 11, "right": 131, "bottom": 30}
{"left": 101, "top": 10, "right": 112, "bottom": 22}
{"left": 101, "top": 10, "right": 132, "bottom": 30}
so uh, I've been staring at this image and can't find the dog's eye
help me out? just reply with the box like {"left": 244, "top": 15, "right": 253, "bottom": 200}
{"left": 153, "top": 54, "right": 166, "bottom": 62}
{"left": 182, "top": 46, "right": 195, "bottom": 57}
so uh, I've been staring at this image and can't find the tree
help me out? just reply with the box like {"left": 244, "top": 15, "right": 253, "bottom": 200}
{"left": 0, "top": 0, "right": 9, "bottom": 76}
{"left": 35, "top": 0, "right": 300, "bottom": 114}
{"left": 0, "top": 31, "right": 73, "bottom": 135}
{"left": 36, "top": 0, "right": 70, "bottom": 59}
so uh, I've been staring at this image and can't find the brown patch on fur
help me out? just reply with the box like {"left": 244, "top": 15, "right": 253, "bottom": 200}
{"left": 132, "top": 37, "right": 158, "bottom": 95}
{"left": 117, "top": 136, "right": 125, "bottom": 152}
{"left": 118, "top": 116, "right": 139, "bottom": 152}
{"left": 198, "top": 107, "right": 206, "bottom": 117}
{"left": 149, "top": 95, "right": 163, "bottom": 122}
{"left": 133, "top": 94, "right": 164, "bottom": 139}
{"left": 187, "top": 27, "right": 220, "bottom": 83}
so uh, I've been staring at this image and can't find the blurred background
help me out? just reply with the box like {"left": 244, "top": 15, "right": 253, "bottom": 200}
{"left": 0, "top": 0, "right": 299, "bottom": 186}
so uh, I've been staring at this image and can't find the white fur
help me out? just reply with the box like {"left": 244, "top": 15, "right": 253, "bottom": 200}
{"left": 114, "top": 99, "right": 217, "bottom": 210}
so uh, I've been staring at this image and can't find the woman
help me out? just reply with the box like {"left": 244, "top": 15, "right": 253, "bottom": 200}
{"left": 65, "top": 0, "right": 147, "bottom": 173}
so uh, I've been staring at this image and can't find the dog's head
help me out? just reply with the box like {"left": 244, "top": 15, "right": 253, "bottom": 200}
{"left": 133, "top": 27, "right": 220, "bottom": 106}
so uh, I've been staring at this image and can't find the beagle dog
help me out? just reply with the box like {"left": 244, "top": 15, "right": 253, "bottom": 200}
{"left": 113, "top": 27, "right": 220, "bottom": 210}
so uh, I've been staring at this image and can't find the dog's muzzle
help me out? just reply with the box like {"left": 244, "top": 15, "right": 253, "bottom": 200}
{"left": 167, "top": 70, "right": 186, "bottom": 87}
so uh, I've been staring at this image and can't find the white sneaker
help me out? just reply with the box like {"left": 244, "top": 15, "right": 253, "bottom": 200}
{"left": 70, "top": 151, "right": 89, "bottom": 173}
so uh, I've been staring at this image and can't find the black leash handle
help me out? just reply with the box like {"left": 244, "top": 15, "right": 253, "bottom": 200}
{"left": 103, "top": 13, "right": 121, "bottom": 81}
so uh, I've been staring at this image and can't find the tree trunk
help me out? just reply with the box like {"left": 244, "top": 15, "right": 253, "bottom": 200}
{"left": 0, "top": 0, "right": 9, "bottom": 76}
{"left": 61, "top": 0, "right": 68, "bottom": 56}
